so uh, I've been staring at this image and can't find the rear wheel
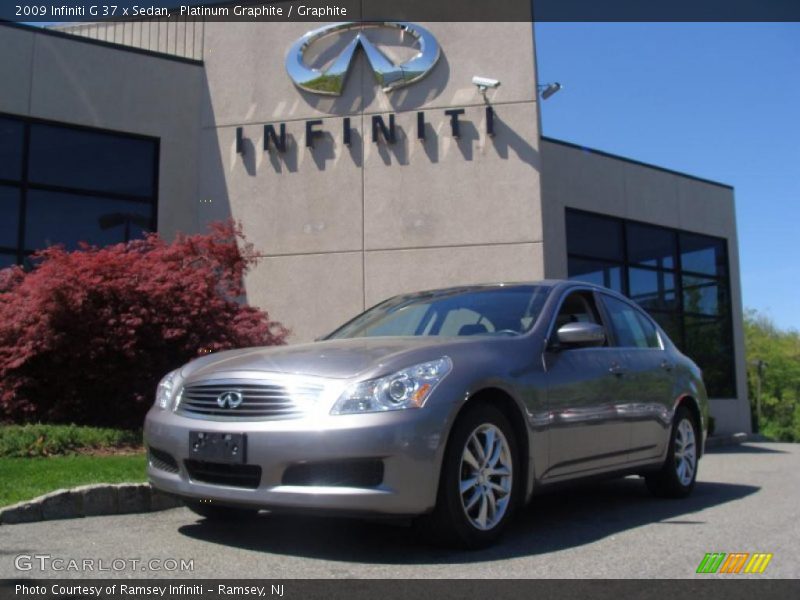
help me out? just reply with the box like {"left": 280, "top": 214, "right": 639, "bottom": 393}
{"left": 423, "top": 403, "right": 519, "bottom": 548}
{"left": 184, "top": 499, "right": 259, "bottom": 520}
{"left": 645, "top": 406, "right": 699, "bottom": 498}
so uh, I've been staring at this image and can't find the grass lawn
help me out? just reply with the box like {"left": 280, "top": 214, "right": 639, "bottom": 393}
{"left": 0, "top": 454, "right": 147, "bottom": 507}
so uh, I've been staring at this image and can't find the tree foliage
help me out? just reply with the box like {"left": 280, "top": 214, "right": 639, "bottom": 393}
{"left": 744, "top": 309, "right": 800, "bottom": 441}
{"left": 0, "top": 220, "right": 288, "bottom": 428}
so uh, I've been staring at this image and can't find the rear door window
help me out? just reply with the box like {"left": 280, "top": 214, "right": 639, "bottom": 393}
{"left": 602, "top": 295, "right": 660, "bottom": 349}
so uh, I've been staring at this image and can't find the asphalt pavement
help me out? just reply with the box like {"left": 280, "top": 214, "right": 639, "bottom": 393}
{"left": 1, "top": 442, "right": 797, "bottom": 579}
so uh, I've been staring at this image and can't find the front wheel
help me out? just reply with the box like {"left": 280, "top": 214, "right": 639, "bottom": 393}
{"left": 423, "top": 403, "right": 519, "bottom": 548}
{"left": 645, "top": 406, "right": 699, "bottom": 498}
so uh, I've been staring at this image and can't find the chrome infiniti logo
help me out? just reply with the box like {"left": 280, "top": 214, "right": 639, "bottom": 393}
{"left": 285, "top": 22, "right": 440, "bottom": 96}
{"left": 216, "top": 391, "right": 243, "bottom": 409}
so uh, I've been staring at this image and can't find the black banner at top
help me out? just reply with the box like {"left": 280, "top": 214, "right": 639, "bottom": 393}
{"left": 2, "top": 0, "right": 800, "bottom": 23}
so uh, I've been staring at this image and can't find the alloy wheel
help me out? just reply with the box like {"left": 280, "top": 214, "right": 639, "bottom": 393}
{"left": 459, "top": 423, "right": 513, "bottom": 531}
{"left": 674, "top": 418, "right": 697, "bottom": 486}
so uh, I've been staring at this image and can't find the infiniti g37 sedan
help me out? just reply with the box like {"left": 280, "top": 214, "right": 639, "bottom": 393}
{"left": 145, "top": 280, "right": 707, "bottom": 547}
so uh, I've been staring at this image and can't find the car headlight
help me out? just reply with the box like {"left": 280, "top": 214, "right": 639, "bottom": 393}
{"left": 331, "top": 357, "right": 452, "bottom": 415}
{"left": 154, "top": 369, "right": 181, "bottom": 410}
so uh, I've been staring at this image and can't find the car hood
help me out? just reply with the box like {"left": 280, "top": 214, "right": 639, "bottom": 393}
{"left": 180, "top": 337, "right": 479, "bottom": 382}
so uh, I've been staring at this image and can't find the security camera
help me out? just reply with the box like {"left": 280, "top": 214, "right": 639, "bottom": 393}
{"left": 472, "top": 76, "right": 501, "bottom": 91}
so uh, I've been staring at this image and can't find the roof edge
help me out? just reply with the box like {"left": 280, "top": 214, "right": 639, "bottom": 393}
{"left": 0, "top": 21, "right": 204, "bottom": 67}
{"left": 540, "top": 135, "right": 734, "bottom": 191}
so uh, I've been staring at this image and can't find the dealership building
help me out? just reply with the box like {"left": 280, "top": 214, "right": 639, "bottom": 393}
{"left": 0, "top": 17, "right": 750, "bottom": 433}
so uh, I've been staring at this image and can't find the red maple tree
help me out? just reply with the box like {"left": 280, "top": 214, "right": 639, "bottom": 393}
{"left": 0, "top": 220, "right": 288, "bottom": 428}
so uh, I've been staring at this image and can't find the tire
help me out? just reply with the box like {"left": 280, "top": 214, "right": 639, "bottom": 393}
{"left": 422, "top": 403, "right": 519, "bottom": 548}
{"left": 183, "top": 499, "right": 259, "bottom": 521}
{"left": 645, "top": 405, "right": 699, "bottom": 498}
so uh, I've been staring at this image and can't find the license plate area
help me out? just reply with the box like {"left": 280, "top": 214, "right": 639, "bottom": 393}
{"left": 189, "top": 431, "right": 246, "bottom": 464}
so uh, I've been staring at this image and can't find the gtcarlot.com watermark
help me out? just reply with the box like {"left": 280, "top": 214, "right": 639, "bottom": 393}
{"left": 14, "top": 553, "right": 194, "bottom": 573}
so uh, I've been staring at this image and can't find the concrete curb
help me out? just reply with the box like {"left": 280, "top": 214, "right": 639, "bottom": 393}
{"left": 0, "top": 483, "right": 182, "bottom": 526}
{"left": 706, "top": 432, "right": 768, "bottom": 449}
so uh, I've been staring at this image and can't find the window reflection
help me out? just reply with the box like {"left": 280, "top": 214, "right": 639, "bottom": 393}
{"left": 628, "top": 268, "right": 677, "bottom": 311}
{"left": 0, "top": 115, "right": 158, "bottom": 269}
{"left": 566, "top": 209, "right": 734, "bottom": 398}
{"left": 626, "top": 222, "right": 676, "bottom": 269}
{"left": 680, "top": 233, "right": 727, "bottom": 277}
{"left": 683, "top": 275, "right": 723, "bottom": 316}
{"left": 0, "top": 118, "right": 24, "bottom": 182}
{"left": 684, "top": 315, "right": 735, "bottom": 397}
{"left": 568, "top": 257, "right": 623, "bottom": 292}
{"left": 566, "top": 210, "right": 624, "bottom": 261}
{"left": 0, "top": 253, "right": 16, "bottom": 269}
{"left": 0, "top": 186, "right": 19, "bottom": 249}
{"left": 25, "top": 191, "right": 152, "bottom": 251}
{"left": 28, "top": 124, "right": 156, "bottom": 198}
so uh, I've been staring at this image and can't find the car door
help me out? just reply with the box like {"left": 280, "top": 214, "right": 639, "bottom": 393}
{"left": 543, "top": 289, "right": 631, "bottom": 480}
{"left": 598, "top": 294, "right": 674, "bottom": 463}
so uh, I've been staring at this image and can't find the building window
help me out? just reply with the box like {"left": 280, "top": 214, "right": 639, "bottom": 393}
{"left": 0, "top": 113, "right": 158, "bottom": 266}
{"left": 566, "top": 208, "right": 736, "bottom": 398}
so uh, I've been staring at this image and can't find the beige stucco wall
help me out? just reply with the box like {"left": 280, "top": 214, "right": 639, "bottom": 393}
{"left": 195, "top": 22, "right": 545, "bottom": 342}
{"left": 0, "top": 24, "right": 205, "bottom": 243}
{"left": 540, "top": 138, "right": 749, "bottom": 434}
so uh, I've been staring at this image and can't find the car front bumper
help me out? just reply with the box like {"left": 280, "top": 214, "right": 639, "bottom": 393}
{"left": 144, "top": 404, "right": 451, "bottom": 516}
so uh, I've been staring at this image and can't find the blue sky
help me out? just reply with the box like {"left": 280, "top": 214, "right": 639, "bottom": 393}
{"left": 535, "top": 23, "right": 800, "bottom": 331}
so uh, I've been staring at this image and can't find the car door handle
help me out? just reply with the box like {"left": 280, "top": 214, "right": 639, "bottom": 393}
{"left": 660, "top": 360, "right": 675, "bottom": 372}
{"left": 609, "top": 363, "right": 627, "bottom": 377}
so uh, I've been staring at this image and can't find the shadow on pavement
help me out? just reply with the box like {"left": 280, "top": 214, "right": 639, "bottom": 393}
{"left": 707, "top": 443, "right": 790, "bottom": 454}
{"left": 177, "top": 478, "right": 759, "bottom": 564}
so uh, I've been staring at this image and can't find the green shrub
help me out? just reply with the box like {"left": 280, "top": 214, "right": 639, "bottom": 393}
{"left": 0, "top": 424, "right": 141, "bottom": 457}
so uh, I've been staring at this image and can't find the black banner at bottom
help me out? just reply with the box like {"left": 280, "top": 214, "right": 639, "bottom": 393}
{"left": 1, "top": 580, "right": 799, "bottom": 600}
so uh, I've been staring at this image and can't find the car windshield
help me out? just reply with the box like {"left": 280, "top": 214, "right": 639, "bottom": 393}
{"left": 326, "top": 285, "right": 550, "bottom": 339}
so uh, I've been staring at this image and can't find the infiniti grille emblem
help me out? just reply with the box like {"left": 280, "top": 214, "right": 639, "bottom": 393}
{"left": 216, "top": 391, "right": 244, "bottom": 409}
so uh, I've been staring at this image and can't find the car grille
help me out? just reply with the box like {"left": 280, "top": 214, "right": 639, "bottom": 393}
{"left": 176, "top": 379, "right": 325, "bottom": 419}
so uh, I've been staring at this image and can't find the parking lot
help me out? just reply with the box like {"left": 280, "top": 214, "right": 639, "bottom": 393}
{"left": 1, "top": 443, "right": 798, "bottom": 579}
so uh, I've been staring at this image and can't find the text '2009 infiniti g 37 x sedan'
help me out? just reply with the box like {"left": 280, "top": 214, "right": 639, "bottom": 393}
{"left": 145, "top": 280, "right": 708, "bottom": 548}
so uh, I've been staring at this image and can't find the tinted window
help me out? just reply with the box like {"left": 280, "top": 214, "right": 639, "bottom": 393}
{"left": 0, "top": 118, "right": 24, "bottom": 181}
{"left": 684, "top": 315, "right": 735, "bottom": 397}
{"left": 328, "top": 286, "right": 550, "bottom": 339}
{"left": 28, "top": 124, "right": 156, "bottom": 197}
{"left": 680, "top": 233, "right": 727, "bottom": 277}
{"left": 25, "top": 190, "right": 153, "bottom": 251}
{"left": 650, "top": 312, "right": 681, "bottom": 346}
{"left": 566, "top": 209, "right": 736, "bottom": 398}
{"left": 603, "top": 295, "right": 658, "bottom": 349}
{"left": 568, "top": 257, "right": 623, "bottom": 292}
{"left": 566, "top": 211, "right": 624, "bottom": 261}
{"left": 0, "top": 186, "right": 19, "bottom": 248}
{"left": 683, "top": 275, "right": 725, "bottom": 316}
{"left": 626, "top": 222, "right": 676, "bottom": 269}
{"left": 354, "top": 304, "right": 434, "bottom": 337}
{"left": 636, "top": 312, "right": 660, "bottom": 348}
{"left": 440, "top": 308, "right": 496, "bottom": 336}
{"left": 0, "top": 253, "right": 16, "bottom": 269}
{"left": 628, "top": 268, "right": 678, "bottom": 311}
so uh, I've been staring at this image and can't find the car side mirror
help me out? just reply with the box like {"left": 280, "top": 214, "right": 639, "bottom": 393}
{"left": 555, "top": 322, "right": 606, "bottom": 348}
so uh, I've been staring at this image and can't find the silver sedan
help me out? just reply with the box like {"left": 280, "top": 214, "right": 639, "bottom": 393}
{"left": 144, "top": 281, "right": 707, "bottom": 547}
